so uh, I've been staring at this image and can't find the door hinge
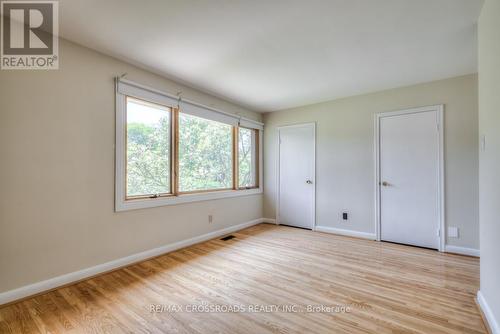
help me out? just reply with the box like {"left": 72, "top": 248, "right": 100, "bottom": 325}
{"left": 437, "top": 229, "right": 441, "bottom": 237}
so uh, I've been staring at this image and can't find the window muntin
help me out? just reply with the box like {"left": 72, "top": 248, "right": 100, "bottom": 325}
{"left": 126, "top": 97, "right": 171, "bottom": 198}
{"left": 178, "top": 113, "right": 233, "bottom": 192}
{"left": 238, "top": 127, "right": 258, "bottom": 189}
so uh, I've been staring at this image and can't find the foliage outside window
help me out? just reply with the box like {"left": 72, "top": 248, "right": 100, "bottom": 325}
{"left": 179, "top": 113, "right": 233, "bottom": 192}
{"left": 238, "top": 127, "right": 258, "bottom": 189}
{"left": 124, "top": 96, "right": 259, "bottom": 200}
{"left": 126, "top": 97, "right": 171, "bottom": 198}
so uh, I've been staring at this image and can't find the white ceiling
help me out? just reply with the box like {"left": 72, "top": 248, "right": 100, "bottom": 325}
{"left": 58, "top": 0, "right": 483, "bottom": 111}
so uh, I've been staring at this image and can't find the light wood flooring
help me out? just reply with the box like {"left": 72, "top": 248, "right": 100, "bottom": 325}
{"left": 0, "top": 223, "right": 485, "bottom": 334}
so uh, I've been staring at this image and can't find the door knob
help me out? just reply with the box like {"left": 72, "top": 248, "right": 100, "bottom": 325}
{"left": 306, "top": 180, "right": 313, "bottom": 184}
{"left": 381, "top": 181, "right": 389, "bottom": 187}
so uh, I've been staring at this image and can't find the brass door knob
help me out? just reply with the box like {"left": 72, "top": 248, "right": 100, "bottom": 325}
{"left": 382, "top": 181, "right": 389, "bottom": 187}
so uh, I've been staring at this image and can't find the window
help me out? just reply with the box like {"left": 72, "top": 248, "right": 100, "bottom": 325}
{"left": 116, "top": 79, "right": 262, "bottom": 211}
{"left": 238, "top": 127, "right": 258, "bottom": 189}
{"left": 179, "top": 113, "right": 233, "bottom": 192}
{"left": 126, "top": 97, "right": 172, "bottom": 198}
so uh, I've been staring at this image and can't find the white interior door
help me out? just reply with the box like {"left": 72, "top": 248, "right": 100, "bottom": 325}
{"left": 379, "top": 109, "right": 441, "bottom": 249}
{"left": 278, "top": 124, "right": 315, "bottom": 229}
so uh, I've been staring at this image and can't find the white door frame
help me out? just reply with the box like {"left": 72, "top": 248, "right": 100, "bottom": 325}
{"left": 276, "top": 122, "right": 316, "bottom": 230}
{"left": 374, "top": 105, "right": 445, "bottom": 251}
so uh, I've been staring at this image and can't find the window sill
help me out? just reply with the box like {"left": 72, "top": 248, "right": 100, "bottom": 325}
{"left": 115, "top": 187, "right": 263, "bottom": 212}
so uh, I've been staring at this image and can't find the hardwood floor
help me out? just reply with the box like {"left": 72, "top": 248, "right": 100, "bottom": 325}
{"left": 0, "top": 223, "right": 485, "bottom": 334}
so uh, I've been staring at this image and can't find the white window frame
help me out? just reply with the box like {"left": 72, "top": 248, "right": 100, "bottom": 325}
{"left": 115, "top": 79, "right": 263, "bottom": 212}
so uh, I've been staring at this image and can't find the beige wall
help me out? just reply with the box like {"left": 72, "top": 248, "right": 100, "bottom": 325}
{"left": 264, "top": 74, "right": 479, "bottom": 249}
{"left": 0, "top": 39, "right": 263, "bottom": 293}
{"left": 478, "top": 0, "right": 500, "bottom": 327}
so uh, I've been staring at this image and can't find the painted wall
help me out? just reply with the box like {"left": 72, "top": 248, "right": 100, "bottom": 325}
{"left": 263, "top": 74, "right": 479, "bottom": 250}
{"left": 478, "top": 0, "right": 500, "bottom": 330}
{"left": 0, "top": 39, "right": 263, "bottom": 293}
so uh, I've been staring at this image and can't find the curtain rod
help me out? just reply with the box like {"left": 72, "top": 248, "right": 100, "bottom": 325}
{"left": 116, "top": 77, "right": 264, "bottom": 126}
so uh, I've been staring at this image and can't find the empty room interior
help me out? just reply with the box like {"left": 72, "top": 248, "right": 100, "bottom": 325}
{"left": 1, "top": 0, "right": 500, "bottom": 333}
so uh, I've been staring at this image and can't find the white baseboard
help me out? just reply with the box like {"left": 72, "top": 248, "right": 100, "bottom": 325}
{"left": 478, "top": 290, "right": 500, "bottom": 334}
{"left": 263, "top": 218, "right": 277, "bottom": 224}
{"left": 0, "top": 218, "right": 265, "bottom": 306}
{"left": 314, "top": 225, "right": 376, "bottom": 240}
{"left": 445, "top": 245, "right": 480, "bottom": 257}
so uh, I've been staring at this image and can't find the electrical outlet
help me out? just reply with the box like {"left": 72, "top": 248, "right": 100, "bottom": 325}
{"left": 448, "top": 226, "right": 459, "bottom": 238}
{"left": 208, "top": 215, "right": 213, "bottom": 224}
